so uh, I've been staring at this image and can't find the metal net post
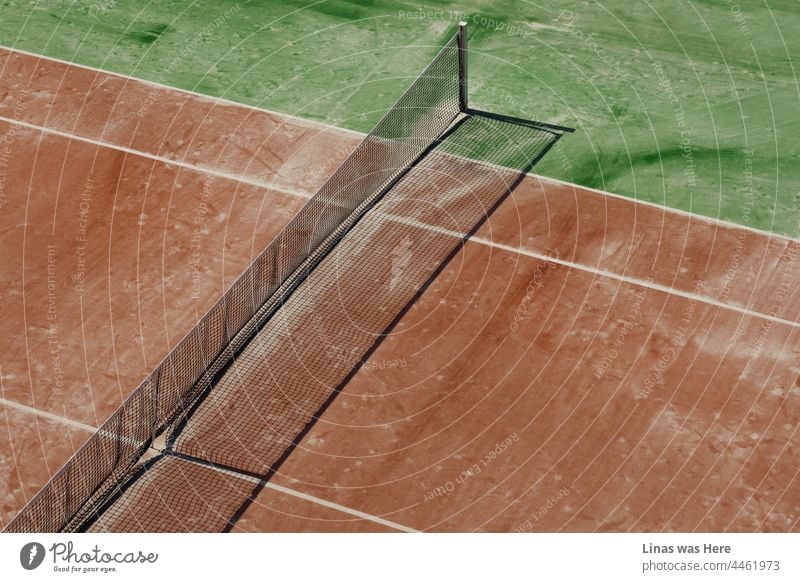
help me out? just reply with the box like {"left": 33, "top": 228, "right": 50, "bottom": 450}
{"left": 458, "top": 22, "right": 468, "bottom": 111}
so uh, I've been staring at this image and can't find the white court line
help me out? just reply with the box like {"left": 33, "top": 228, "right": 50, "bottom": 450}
{"left": 526, "top": 172, "right": 798, "bottom": 245}
{"left": 4, "top": 111, "right": 800, "bottom": 333}
{"left": 2, "top": 44, "right": 795, "bottom": 244}
{"left": 263, "top": 481, "right": 417, "bottom": 533}
{"left": 0, "top": 397, "right": 96, "bottom": 433}
{"left": 0, "top": 392, "right": 414, "bottom": 532}
{"left": 0, "top": 113, "right": 313, "bottom": 200}
{"left": 0, "top": 44, "right": 363, "bottom": 138}
{"left": 378, "top": 213, "right": 800, "bottom": 330}
{"left": 170, "top": 455, "right": 417, "bottom": 533}
{"left": 0, "top": 396, "right": 146, "bottom": 452}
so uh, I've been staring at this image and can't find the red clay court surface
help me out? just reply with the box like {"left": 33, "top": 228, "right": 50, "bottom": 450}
{"left": 0, "top": 47, "right": 799, "bottom": 532}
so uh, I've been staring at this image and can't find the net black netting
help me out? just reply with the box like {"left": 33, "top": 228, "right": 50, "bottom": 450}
{"left": 169, "top": 115, "right": 559, "bottom": 478}
{"left": 5, "top": 30, "right": 462, "bottom": 534}
{"left": 6, "top": 27, "right": 571, "bottom": 532}
{"left": 84, "top": 114, "right": 563, "bottom": 532}
{"left": 85, "top": 456, "right": 260, "bottom": 533}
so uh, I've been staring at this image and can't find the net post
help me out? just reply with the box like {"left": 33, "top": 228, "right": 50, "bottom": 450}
{"left": 150, "top": 375, "right": 158, "bottom": 445}
{"left": 458, "top": 21, "right": 468, "bottom": 111}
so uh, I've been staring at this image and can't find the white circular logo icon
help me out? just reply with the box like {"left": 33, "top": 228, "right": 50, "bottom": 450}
{"left": 20, "top": 542, "right": 46, "bottom": 570}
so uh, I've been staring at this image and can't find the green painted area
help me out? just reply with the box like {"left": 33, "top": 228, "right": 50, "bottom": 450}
{"left": 2, "top": 1, "right": 798, "bottom": 234}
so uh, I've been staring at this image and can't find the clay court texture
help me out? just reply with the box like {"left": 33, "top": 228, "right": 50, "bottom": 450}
{"left": 1, "top": 1, "right": 799, "bottom": 532}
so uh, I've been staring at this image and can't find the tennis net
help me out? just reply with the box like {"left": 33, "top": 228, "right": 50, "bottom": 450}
{"left": 5, "top": 26, "right": 466, "bottom": 534}
{"left": 84, "top": 113, "right": 567, "bottom": 532}
{"left": 6, "top": 23, "right": 574, "bottom": 533}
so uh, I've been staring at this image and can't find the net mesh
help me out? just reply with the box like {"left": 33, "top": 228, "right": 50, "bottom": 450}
{"left": 5, "top": 27, "right": 571, "bottom": 533}
{"left": 5, "top": 29, "right": 462, "bottom": 534}
{"left": 86, "top": 456, "right": 260, "bottom": 533}
{"left": 83, "top": 114, "right": 562, "bottom": 532}
{"left": 170, "top": 115, "right": 559, "bottom": 479}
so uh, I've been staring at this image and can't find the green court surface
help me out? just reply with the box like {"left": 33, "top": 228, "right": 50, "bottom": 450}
{"left": 2, "top": 1, "right": 798, "bottom": 234}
